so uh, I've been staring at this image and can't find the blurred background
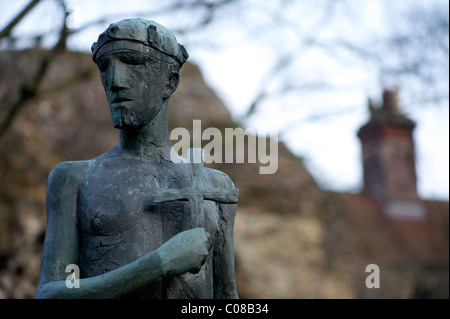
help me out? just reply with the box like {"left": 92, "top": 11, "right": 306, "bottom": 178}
{"left": 0, "top": 0, "right": 448, "bottom": 298}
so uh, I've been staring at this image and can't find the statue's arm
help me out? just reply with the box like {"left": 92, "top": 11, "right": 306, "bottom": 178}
{"left": 35, "top": 161, "right": 86, "bottom": 298}
{"left": 35, "top": 162, "right": 164, "bottom": 298}
{"left": 213, "top": 201, "right": 239, "bottom": 299}
{"left": 35, "top": 162, "right": 209, "bottom": 299}
{"left": 211, "top": 171, "right": 239, "bottom": 299}
{"left": 36, "top": 249, "right": 165, "bottom": 299}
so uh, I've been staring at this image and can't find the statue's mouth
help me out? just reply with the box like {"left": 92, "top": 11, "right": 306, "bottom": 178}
{"left": 111, "top": 96, "right": 133, "bottom": 103}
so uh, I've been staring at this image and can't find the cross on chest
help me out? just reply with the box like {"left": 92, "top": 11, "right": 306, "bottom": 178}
{"left": 152, "top": 149, "right": 239, "bottom": 228}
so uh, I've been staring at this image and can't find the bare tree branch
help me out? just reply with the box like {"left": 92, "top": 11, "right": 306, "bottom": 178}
{"left": 0, "top": 0, "right": 448, "bottom": 140}
{"left": 69, "top": 0, "right": 238, "bottom": 36}
{"left": 0, "top": 0, "right": 41, "bottom": 40}
{"left": 244, "top": 0, "right": 339, "bottom": 119}
{"left": 0, "top": 0, "right": 69, "bottom": 140}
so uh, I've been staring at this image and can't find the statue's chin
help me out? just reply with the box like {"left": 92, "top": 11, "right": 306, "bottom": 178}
{"left": 112, "top": 112, "right": 142, "bottom": 130}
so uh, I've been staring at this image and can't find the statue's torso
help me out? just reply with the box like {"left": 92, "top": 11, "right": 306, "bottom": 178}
{"left": 77, "top": 156, "right": 221, "bottom": 298}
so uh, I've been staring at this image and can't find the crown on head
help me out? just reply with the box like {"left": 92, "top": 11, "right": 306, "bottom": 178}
{"left": 91, "top": 18, "right": 189, "bottom": 67}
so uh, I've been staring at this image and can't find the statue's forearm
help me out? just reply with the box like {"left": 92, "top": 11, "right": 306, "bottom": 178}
{"left": 35, "top": 250, "right": 164, "bottom": 299}
{"left": 214, "top": 203, "right": 239, "bottom": 299}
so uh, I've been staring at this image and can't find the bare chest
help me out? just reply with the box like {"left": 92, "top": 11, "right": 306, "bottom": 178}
{"left": 77, "top": 163, "right": 220, "bottom": 275}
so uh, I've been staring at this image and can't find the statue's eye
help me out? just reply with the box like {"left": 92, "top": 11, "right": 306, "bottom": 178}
{"left": 120, "top": 52, "right": 148, "bottom": 66}
{"left": 97, "top": 57, "right": 110, "bottom": 72}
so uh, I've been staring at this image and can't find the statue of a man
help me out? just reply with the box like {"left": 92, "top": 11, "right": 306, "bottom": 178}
{"left": 35, "top": 18, "right": 239, "bottom": 299}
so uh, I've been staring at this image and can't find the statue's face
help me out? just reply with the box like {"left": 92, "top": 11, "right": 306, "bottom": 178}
{"left": 97, "top": 48, "right": 174, "bottom": 129}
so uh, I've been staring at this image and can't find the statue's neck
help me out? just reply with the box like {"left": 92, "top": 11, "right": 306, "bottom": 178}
{"left": 117, "top": 103, "right": 172, "bottom": 162}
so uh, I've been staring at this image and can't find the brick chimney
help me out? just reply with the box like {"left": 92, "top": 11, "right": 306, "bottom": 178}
{"left": 357, "top": 89, "right": 425, "bottom": 219}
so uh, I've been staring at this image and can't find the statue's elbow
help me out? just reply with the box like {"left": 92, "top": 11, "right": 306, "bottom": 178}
{"left": 34, "top": 282, "right": 62, "bottom": 299}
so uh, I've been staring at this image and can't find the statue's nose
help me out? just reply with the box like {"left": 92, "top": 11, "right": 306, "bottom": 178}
{"left": 108, "top": 60, "right": 129, "bottom": 91}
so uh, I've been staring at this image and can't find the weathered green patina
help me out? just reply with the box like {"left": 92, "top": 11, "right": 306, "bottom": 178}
{"left": 35, "top": 18, "right": 239, "bottom": 299}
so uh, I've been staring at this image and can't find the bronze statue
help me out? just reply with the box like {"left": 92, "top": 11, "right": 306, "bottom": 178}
{"left": 35, "top": 18, "right": 239, "bottom": 299}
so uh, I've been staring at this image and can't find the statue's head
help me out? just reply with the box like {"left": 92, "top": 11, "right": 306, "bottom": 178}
{"left": 92, "top": 18, "right": 189, "bottom": 129}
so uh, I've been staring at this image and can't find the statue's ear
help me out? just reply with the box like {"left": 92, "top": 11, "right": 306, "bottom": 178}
{"left": 163, "top": 71, "right": 179, "bottom": 99}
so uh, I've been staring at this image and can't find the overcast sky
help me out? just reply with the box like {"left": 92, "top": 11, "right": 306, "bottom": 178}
{"left": 1, "top": 0, "right": 448, "bottom": 200}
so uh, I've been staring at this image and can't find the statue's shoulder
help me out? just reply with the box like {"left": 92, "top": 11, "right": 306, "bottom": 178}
{"left": 47, "top": 159, "right": 95, "bottom": 187}
{"left": 204, "top": 168, "right": 238, "bottom": 222}
{"left": 203, "top": 167, "right": 236, "bottom": 189}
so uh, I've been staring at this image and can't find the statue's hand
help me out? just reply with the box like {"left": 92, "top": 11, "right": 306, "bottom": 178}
{"left": 157, "top": 228, "right": 211, "bottom": 276}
